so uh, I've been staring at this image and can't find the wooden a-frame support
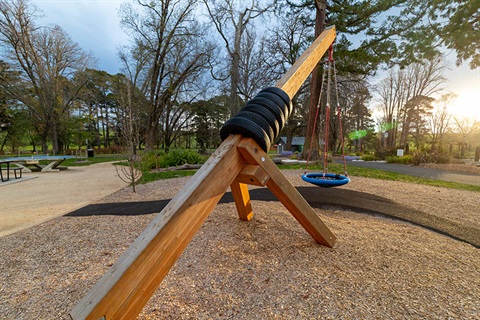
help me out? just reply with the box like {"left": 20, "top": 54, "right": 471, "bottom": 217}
{"left": 70, "top": 26, "right": 337, "bottom": 320}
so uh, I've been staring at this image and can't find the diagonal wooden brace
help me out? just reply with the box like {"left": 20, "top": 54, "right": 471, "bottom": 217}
{"left": 237, "top": 138, "right": 336, "bottom": 247}
{"left": 70, "top": 26, "right": 337, "bottom": 320}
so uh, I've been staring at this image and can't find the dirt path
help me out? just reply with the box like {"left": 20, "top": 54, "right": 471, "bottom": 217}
{"left": 0, "top": 162, "right": 128, "bottom": 237}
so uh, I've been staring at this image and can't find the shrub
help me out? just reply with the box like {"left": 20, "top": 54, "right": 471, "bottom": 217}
{"left": 159, "top": 149, "right": 204, "bottom": 168}
{"left": 141, "top": 151, "right": 162, "bottom": 171}
{"left": 411, "top": 151, "right": 451, "bottom": 165}
{"left": 361, "top": 154, "right": 378, "bottom": 161}
{"left": 374, "top": 148, "right": 397, "bottom": 160}
{"left": 94, "top": 146, "right": 125, "bottom": 154}
{"left": 386, "top": 155, "right": 413, "bottom": 164}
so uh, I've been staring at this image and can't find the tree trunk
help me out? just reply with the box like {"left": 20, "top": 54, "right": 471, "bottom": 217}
{"left": 145, "top": 127, "right": 157, "bottom": 151}
{"left": 303, "top": 0, "right": 327, "bottom": 161}
{"left": 105, "top": 108, "right": 110, "bottom": 148}
{"left": 145, "top": 105, "right": 162, "bottom": 150}
{"left": 229, "top": 14, "right": 246, "bottom": 117}
{"left": 51, "top": 123, "right": 60, "bottom": 154}
{"left": 0, "top": 132, "right": 8, "bottom": 152}
{"left": 40, "top": 135, "right": 48, "bottom": 154}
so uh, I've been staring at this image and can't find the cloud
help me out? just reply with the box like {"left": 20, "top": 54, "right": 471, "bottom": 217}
{"left": 33, "top": 0, "right": 129, "bottom": 74}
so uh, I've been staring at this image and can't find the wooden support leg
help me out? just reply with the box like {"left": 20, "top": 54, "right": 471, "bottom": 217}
{"left": 231, "top": 165, "right": 269, "bottom": 221}
{"left": 237, "top": 138, "right": 336, "bottom": 248}
{"left": 230, "top": 181, "right": 253, "bottom": 221}
{"left": 70, "top": 135, "right": 246, "bottom": 320}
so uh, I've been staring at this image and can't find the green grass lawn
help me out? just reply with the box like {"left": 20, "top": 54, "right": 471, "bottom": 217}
{"left": 278, "top": 163, "right": 480, "bottom": 192}
{"left": 139, "top": 170, "right": 197, "bottom": 184}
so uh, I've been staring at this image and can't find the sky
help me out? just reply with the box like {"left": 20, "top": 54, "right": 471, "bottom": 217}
{"left": 32, "top": 0, "right": 479, "bottom": 121}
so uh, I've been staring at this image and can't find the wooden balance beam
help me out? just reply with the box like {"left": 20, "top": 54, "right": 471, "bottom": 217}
{"left": 70, "top": 26, "right": 337, "bottom": 320}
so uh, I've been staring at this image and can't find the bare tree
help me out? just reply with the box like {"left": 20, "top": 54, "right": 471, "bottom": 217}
{"left": 116, "top": 33, "right": 156, "bottom": 192}
{"left": 0, "top": 0, "right": 93, "bottom": 153}
{"left": 111, "top": 74, "right": 143, "bottom": 192}
{"left": 398, "top": 56, "right": 447, "bottom": 148}
{"left": 268, "top": 6, "right": 312, "bottom": 151}
{"left": 453, "top": 117, "right": 479, "bottom": 158}
{"left": 120, "top": 0, "right": 214, "bottom": 150}
{"left": 202, "top": 0, "right": 274, "bottom": 116}
{"left": 269, "top": 6, "right": 311, "bottom": 77}
{"left": 340, "top": 76, "right": 372, "bottom": 153}
{"left": 160, "top": 93, "right": 196, "bottom": 151}
{"left": 237, "top": 27, "right": 277, "bottom": 100}
{"left": 375, "top": 55, "right": 447, "bottom": 150}
{"left": 374, "top": 69, "right": 406, "bottom": 149}
{"left": 429, "top": 93, "right": 454, "bottom": 152}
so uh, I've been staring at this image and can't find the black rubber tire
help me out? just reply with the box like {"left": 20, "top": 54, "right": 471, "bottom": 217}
{"left": 235, "top": 110, "right": 275, "bottom": 143}
{"left": 246, "top": 97, "right": 286, "bottom": 126}
{"left": 255, "top": 91, "right": 290, "bottom": 118}
{"left": 241, "top": 105, "right": 281, "bottom": 139}
{"left": 220, "top": 117, "right": 271, "bottom": 152}
{"left": 260, "top": 87, "right": 293, "bottom": 115}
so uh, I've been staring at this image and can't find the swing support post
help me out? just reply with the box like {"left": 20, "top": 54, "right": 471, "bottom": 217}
{"left": 70, "top": 26, "right": 337, "bottom": 320}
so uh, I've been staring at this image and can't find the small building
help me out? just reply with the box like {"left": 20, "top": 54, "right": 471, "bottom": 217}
{"left": 277, "top": 136, "right": 305, "bottom": 153}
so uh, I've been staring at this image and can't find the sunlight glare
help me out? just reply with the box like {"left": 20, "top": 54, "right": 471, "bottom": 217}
{"left": 448, "top": 89, "right": 480, "bottom": 121}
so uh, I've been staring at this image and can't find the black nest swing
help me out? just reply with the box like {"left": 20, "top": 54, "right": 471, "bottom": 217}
{"left": 302, "top": 46, "right": 350, "bottom": 188}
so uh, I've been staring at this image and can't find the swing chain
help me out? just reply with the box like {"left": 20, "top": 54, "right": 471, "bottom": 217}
{"left": 331, "top": 52, "right": 348, "bottom": 177}
{"left": 305, "top": 44, "right": 349, "bottom": 180}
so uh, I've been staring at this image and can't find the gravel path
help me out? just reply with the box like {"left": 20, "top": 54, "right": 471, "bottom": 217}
{"left": 0, "top": 162, "right": 128, "bottom": 237}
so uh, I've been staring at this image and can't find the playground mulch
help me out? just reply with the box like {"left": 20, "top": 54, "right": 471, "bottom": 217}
{"left": 1, "top": 171, "right": 479, "bottom": 319}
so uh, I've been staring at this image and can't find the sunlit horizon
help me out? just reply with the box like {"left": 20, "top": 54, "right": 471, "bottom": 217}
{"left": 447, "top": 89, "right": 480, "bottom": 122}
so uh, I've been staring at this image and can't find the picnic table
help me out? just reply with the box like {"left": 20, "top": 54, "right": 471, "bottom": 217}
{"left": 0, "top": 155, "right": 75, "bottom": 174}
{"left": 0, "top": 159, "right": 24, "bottom": 182}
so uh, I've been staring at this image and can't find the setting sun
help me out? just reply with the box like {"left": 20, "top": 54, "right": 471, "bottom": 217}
{"left": 443, "top": 64, "right": 480, "bottom": 122}
{"left": 448, "top": 89, "right": 480, "bottom": 121}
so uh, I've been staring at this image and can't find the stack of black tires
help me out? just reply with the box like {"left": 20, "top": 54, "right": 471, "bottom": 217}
{"left": 220, "top": 87, "right": 292, "bottom": 152}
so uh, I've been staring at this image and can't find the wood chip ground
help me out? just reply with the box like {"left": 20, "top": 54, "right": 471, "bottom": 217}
{"left": 1, "top": 170, "right": 479, "bottom": 319}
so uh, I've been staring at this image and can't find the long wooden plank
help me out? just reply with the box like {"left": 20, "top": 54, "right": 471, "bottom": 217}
{"left": 70, "top": 135, "right": 245, "bottom": 319}
{"left": 237, "top": 138, "right": 336, "bottom": 247}
{"left": 275, "top": 26, "right": 336, "bottom": 99}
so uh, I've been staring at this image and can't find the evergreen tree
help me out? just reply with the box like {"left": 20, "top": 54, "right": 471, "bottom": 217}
{"left": 429, "top": 0, "right": 479, "bottom": 68}
{"left": 282, "top": 0, "right": 476, "bottom": 158}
